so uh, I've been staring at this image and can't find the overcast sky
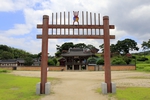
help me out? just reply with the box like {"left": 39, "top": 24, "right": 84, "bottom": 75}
{"left": 0, "top": 0, "right": 150, "bottom": 55}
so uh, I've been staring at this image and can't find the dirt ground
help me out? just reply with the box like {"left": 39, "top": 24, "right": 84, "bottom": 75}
{"left": 11, "top": 71, "right": 150, "bottom": 100}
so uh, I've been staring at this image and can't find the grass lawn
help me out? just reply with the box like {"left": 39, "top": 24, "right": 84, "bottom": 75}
{"left": 115, "top": 87, "right": 150, "bottom": 100}
{"left": 97, "top": 87, "right": 150, "bottom": 100}
{"left": 0, "top": 71, "right": 53, "bottom": 100}
{"left": 136, "top": 64, "right": 150, "bottom": 72}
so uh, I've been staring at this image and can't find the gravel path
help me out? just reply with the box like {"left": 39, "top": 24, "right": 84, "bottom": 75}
{"left": 11, "top": 71, "right": 150, "bottom": 100}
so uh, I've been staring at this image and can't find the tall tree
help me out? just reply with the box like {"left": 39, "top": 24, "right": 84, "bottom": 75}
{"left": 141, "top": 39, "right": 150, "bottom": 56}
{"left": 99, "top": 44, "right": 104, "bottom": 52}
{"left": 116, "top": 39, "right": 139, "bottom": 54}
{"left": 1, "top": 51, "right": 14, "bottom": 59}
{"left": 74, "top": 43, "right": 86, "bottom": 48}
{"left": 141, "top": 39, "right": 150, "bottom": 51}
{"left": 99, "top": 38, "right": 139, "bottom": 55}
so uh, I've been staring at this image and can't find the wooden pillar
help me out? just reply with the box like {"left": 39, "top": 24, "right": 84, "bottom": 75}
{"left": 40, "top": 15, "right": 49, "bottom": 94}
{"left": 103, "top": 16, "right": 112, "bottom": 93}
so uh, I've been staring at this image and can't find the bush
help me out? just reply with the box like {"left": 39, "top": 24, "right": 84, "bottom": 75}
{"left": 0, "top": 69, "right": 9, "bottom": 73}
{"left": 96, "top": 58, "right": 104, "bottom": 65}
{"left": 123, "top": 57, "right": 131, "bottom": 64}
{"left": 24, "top": 57, "right": 33, "bottom": 66}
{"left": 48, "top": 59, "right": 55, "bottom": 66}
{"left": 132, "top": 56, "right": 136, "bottom": 59}
{"left": 52, "top": 58, "right": 58, "bottom": 65}
{"left": 87, "top": 57, "right": 97, "bottom": 64}
{"left": 111, "top": 57, "right": 127, "bottom": 65}
{"left": 137, "top": 57, "right": 148, "bottom": 61}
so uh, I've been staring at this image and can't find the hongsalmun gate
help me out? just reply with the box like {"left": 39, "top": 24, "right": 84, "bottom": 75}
{"left": 36, "top": 11, "right": 116, "bottom": 94}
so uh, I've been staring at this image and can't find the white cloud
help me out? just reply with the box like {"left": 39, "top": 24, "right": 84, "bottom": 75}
{"left": 1, "top": 24, "right": 31, "bottom": 36}
{"left": 0, "top": 0, "right": 150, "bottom": 56}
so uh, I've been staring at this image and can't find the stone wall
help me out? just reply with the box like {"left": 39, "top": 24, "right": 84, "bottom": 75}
{"left": 87, "top": 65, "right": 135, "bottom": 71}
{"left": 16, "top": 66, "right": 66, "bottom": 71}
{"left": 0, "top": 65, "right": 135, "bottom": 71}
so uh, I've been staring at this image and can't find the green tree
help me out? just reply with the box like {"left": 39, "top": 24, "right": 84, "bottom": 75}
{"left": 74, "top": 43, "right": 86, "bottom": 48}
{"left": 99, "top": 44, "right": 104, "bottom": 52}
{"left": 1, "top": 51, "right": 14, "bottom": 59}
{"left": 99, "top": 43, "right": 118, "bottom": 53}
{"left": 52, "top": 58, "right": 58, "bottom": 65}
{"left": 48, "top": 59, "right": 55, "bottom": 66}
{"left": 0, "top": 45, "right": 10, "bottom": 51}
{"left": 55, "top": 51, "right": 61, "bottom": 57}
{"left": 111, "top": 57, "right": 127, "bottom": 65}
{"left": 141, "top": 39, "right": 150, "bottom": 56}
{"left": 24, "top": 57, "right": 33, "bottom": 66}
{"left": 96, "top": 58, "right": 104, "bottom": 65}
{"left": 116, "top": 39, "right": 139, "bottom": 54}
{"left": 59, "top": 42, "right": 74, "bottom": 52}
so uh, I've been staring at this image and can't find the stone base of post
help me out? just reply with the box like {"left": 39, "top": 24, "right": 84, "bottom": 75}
{"left": 101, "top": 82, "right": 116, "bottom": 94}
{"left": 36, "top": 82, "right": 51, "bottom": 95}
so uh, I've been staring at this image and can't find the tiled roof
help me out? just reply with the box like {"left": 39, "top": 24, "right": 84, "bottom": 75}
{"left": 61, "top": 48, "right": 93, "bottom": 57}
{"left": 0, "top": 59, "right": 25, "bottom": 64}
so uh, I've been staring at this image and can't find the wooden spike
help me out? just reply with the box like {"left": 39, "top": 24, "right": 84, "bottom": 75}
{"left": 90, "top": 12, "right": 92, "bottom": 35}
{"left": 86, "top": 11, "right": 88, "bottom": 35}
{"left": 98, "top": 13, "right": 100, "bottom": 35}
{"left": 82, "top": 11, "right": 84, "bottom": 35}
{"left": 94, "top": 13, "right": 96, "bottom": 35}
{"left": 64, "top": 12, "right": 66, "bottom": 35}
{"left": 52, "top": 13, "right": 54, "bottom": 35}
{"left": 56, "top": 13, "right": 57, "bottom": 35}
{"left": 60, "top": 12, "right": 62, "bottom": 35}
{"left": 68, "top": 12, "right": 70, "bottom": 35}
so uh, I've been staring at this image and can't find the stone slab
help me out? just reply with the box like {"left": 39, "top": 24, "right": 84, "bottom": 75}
{"left": 36, "top": 82, "right": 41, "bottom": 95}
{"left": 111, "top": 82, "right": 116, "bottom": 93}
{"left": 45, "top": 82, "right": 51, "bottom": 95}
{"left": 101, "top": 82, "right": 107, "bottom": 94}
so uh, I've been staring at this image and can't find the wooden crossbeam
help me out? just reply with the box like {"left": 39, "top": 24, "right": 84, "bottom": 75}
{"left": 37, "top": 24, "right": 115, "bottom": 29}
{"left": 37, "top": 35, "right": 115, "bottom": 39}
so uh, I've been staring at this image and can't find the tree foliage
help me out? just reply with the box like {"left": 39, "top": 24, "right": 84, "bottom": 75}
{"left": 24, "top": 57, "right": 33, "bottom": 66}
{"left": 48, "top": 59, "right": 55, "bottom": 66}
{"left": 96, "top": 58, "right": 104, "bottom": 65}
{"left": 141, "top": 39, "right": 150, "bottom": 51}
{"left": 99, "top": 38, "right": 139, "bottom": 55}
{"left": 55, "top": 42, "right": 97, "bottom": 57}
{"left": 116, "top": 39, "right": 139, "bottom": 54}
{"left": 111, "top": 57, "right": 127, "bottom": 65}
{"left": 0, "top": 44, "right": 36, "bottom": 60}
{"left": 1, "top": 51, "right": 14, "bottom": 59}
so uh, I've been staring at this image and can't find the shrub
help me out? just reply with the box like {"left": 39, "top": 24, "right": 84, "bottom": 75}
{"left": 52, "top": 58, "right": 58, "bottom": 65}
{"left": 96, "top": 58, "right": 104, "bottom": 65}
{"left": 0, "top": 69, "right": 9, "bottom": 73}
{"left": 87, "top": 57, "right": 97, "bottom": 64}
{"left": 123, "top": 57, "right": 131, "bottom": 64}
{"left": 132, "top": 56, "right": 136, "bottom": 59}
{"left": 111, "top": 57, "right": 127, "bottom": 65}
{"left": 48, "top": 59, "right": 55, "bottom": 66}
{"left": 24, "top": 57, "right": 33, "bottom": 66}
{"left": 137, "top": 57, "right": 148, "bottom": 61}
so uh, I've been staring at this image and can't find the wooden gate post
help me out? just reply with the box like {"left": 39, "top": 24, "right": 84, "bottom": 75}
{"left": 103, "top": 16, "right": 112, "bottom": 93}
{"left": 40, "top": 15, "right": 49, "bottom": 94}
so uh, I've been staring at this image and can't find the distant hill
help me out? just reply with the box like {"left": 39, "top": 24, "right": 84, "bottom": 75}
{"left": 0, "top": 44, "right": 37, "bottom": 60}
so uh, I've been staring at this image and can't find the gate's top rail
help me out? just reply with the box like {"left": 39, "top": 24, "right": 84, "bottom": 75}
{"left": 37, "top": 11, "right": 115, "bottom": 39}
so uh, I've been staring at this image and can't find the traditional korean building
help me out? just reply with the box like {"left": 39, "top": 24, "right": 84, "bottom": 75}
{"left": 61, "top": 48, "right": 95, "bottom": 70}
{"left": 0, "top": 58, "right": 24, "bottom": 67}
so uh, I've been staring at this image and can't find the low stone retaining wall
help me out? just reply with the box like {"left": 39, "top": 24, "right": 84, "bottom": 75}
{"left": 87, "top": 65, "right": 135, "bottom": 71}
{"left": 0, "top": 65, "right": 135, "bottom": 71}
{"left": 110, "top": 65, "right": 136, "bottom": 71}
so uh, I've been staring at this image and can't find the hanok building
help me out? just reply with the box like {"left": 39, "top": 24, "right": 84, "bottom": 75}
{"left": 0, "top": 58, "right": 25, "bottom": 67}
{"left": 61, "top": 48, "right": 98, "bottom": 70}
